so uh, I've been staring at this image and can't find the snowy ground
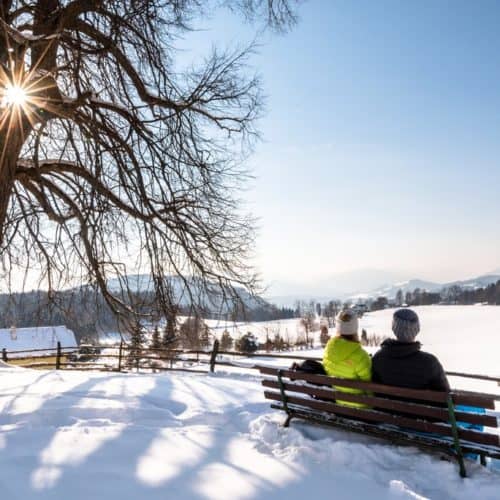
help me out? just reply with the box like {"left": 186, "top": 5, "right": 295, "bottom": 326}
{"left": 360, "top": 305, "right": 500, "bottom": 377}
{"left": 1, "top": 362, "right": 499, "bottom": 500}
{"left": 99, "top": 305, "right": 500, "bottom": 380}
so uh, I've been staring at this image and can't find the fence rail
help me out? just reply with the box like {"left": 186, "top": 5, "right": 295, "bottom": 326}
{"left": 2, "top": 342, "right": 500, "bottom": 388}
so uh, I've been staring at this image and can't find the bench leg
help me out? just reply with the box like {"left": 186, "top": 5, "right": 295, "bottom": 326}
{"left": 456, "top": 454, "right": 467, "bottom": 478}
{"left": 447, "top": 395, "right": 467, "bottom": 478}
{"left": 480, "top": 454, "right": 487, "bottom": 467}
{"left": 283, "top": 414, "right": 293, "bottom": 428}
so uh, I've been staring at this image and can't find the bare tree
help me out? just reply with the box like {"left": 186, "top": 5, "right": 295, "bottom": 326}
{"left": 319, "top": 324, "right": 329, "bottom": 347}
{"left": 0, "top": 1, "right": 297, "bottom": 329}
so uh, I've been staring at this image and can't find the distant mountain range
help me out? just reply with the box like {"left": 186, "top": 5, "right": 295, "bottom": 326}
{"left": 267, "top": 270, "right": 500, "bottom": 306}
{"left": 365, "top": 274, "right": 500, "bottom": 300}
{"left": 266, "top": 269, "right": 408, "bottom": 306}
{"left": 107, "top": 274, "right": 265, "bottom": 313}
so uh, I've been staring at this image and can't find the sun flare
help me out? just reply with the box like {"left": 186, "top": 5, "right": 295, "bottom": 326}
{"left": 3, "top": 84, "right": 27, "bottom": 107}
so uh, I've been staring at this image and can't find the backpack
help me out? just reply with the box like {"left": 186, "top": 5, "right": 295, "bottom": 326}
{"left": 290, "top": 359, "right": 326, "bottom": 376}
{"left": 289, "top": 360, "right": 328, "bottom": 397}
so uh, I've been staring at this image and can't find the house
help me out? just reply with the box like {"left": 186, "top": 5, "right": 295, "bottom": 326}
{"left": 351, "top": 303, "right": 369, "bottom": 316}
{"left": 0, "top": 325, "right": 78, "bottom": 358}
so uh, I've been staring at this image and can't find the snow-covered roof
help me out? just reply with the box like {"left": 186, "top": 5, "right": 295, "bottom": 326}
{"left": 0, "top": 326, "right": 78, "bottom": 357}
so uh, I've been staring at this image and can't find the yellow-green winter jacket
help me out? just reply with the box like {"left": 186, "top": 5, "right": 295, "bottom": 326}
{"left": 322, "top": 337, "right": 372, "bottom": 408}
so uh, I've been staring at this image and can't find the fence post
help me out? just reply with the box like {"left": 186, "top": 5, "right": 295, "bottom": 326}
{"left": 2, "top": 348, "right": 7, "bottom": 362}
{"left": 56, "top": 342, "right": 61, "bottom": 370}
{"left": 209, "top": 339, "right": 220, "bottom": 373}
{"left": 118, "top": 341, "right": 123, "bottom": 372}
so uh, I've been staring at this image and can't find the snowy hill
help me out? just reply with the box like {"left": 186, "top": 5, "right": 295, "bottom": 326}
{"left": 365, "top": 279, "right": 442, "bottom": 299}
{"left": 107, "top": 274, "right": 265, "bottom": 313}
{"left": 360, "top": 305, "right": 500, "bottom": 376}
{"left": 360, "top": 274, "right": 500, "bottom": 301}
{"left": 267, "top": 271, "right": 500, "bottom": 304}
{"left": 447, "top": 274, "right": 500, "bottom": 290}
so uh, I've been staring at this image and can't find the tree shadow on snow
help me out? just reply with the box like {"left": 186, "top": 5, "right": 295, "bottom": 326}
{"left": 0, "top": 370, "right": 181, "bottom": 499}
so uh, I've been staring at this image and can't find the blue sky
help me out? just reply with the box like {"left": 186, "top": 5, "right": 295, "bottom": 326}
{"left": 185, "top": 1, "right": 500, "bottom": 289}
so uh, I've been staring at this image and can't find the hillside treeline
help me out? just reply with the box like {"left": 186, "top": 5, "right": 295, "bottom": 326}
{"left": 0, "top": 288, "right": 295, "bottom": 342}
{"left": 370, "top": 280, "right": 500, "bottom": 310}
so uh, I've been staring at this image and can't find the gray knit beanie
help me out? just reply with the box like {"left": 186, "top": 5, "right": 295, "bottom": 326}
{"left": 392, "top": 308, "right": 420, "bottom": 342}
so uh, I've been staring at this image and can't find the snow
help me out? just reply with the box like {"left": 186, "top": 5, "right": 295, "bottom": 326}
{"left": 1, "top": 305, "right": 500, "bottom": 498}
{"left": 360, "top": 306, "right": 500, "bottom": 379}
{"left": 206, "top": 317, "right": 304, "bottom": 343}
{"left": 0, "top": 326, "right": 77, "bottom": 358}
{"left": 0, "top": 363, "right": 499, "bottom": 499}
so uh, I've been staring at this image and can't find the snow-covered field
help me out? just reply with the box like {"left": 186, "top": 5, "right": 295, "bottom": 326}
{"left": 0, "top": 363, "right": 499, "bottom": 500}
{"left": 360, "top": 305, "right": 500, "bottom": 377}
{"left": 2, "top": 305, "right": 499, "bottom": 499}
{"left": 206, "top": 317, "right": 302, "bottom": 344}
{"left": 99, "top": 318, "right": 305, "bottom": 347}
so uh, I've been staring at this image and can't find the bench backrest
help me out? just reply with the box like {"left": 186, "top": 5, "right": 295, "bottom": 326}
{"left": 258, "top": 366, "right": 500, "bottom": 448}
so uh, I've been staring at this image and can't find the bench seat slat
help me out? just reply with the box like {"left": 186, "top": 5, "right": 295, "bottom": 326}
{"left": 263, "top": 390, "right": 500, "bottom": 447}
{"left": 261, "top": 379, "right": 498, "bottom": 428}
{"left": 257, "top": 366, "right": 497, "bottom": 409}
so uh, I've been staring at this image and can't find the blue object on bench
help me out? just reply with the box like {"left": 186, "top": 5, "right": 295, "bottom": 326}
{"left": 456, "top": 405, "right": 486, "bottom": 461}
{"left": 456, "top": 405, "right": 485, "bottom": 431}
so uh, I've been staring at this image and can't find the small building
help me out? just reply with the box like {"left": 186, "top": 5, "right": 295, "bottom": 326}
{"left": 0, "top": 325, "right": 78, "bottom": 358}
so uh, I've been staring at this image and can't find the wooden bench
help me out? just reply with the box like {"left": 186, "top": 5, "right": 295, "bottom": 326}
{"left": 258, "top": 366, "right": 500, "bottom": 477}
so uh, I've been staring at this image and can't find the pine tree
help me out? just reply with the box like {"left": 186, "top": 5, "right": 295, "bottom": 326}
{"left": 151, "top": 325, "right": 161, "bottom": 350}
{"left": 127, "top": 322, "right": 144, "bottom": 370}
{"left": 220, "top": 330, "right": 234, "bottom": 351}
{"left": 179, "top": 316, "right": 203, "bottom": 350}
{"left": 264, "top": 333, "right": 274, "bottom": 352}
{"left": 273, "top": 333, "right": 284, "bottom": 351}
{"left": 199, "top": 324, "right": 211, "bottom": 351}
{"left": 235, "top": 332, "right": 259, "bottom": 353}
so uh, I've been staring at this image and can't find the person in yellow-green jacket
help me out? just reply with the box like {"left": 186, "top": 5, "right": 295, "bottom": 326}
{"left": 322, "top": 309, "right": 371, "bottom": 408}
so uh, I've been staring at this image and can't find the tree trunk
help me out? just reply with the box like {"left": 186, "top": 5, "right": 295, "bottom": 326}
{"left": 0, "top": 123, "right": 25, "bottom": 246}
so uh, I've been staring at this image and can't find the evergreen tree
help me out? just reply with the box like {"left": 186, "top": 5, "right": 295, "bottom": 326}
{"left": 371, "top": 296, "right": 388, "bottom": 311}
{"left": 220, "top": 330, "right": 234, "bottom": 351}
{"left": 151, "top": 325, "right": 161, "bottom": 350}
{"left": 264, "top": 333, "right": 274, "bottom": 352}
{"left": 273, "top": 333, "right": 284, "bottom": 351}
{"left": 235, "top": 332, "right": 259, "bottom": 353}
{"left": 127, "top": 321, "right": 144, "bottom": 370}
{"left": 396, "top": 289, "right": 403, "bottom": 306}
{"left": 179, "top": 316, "right": 209, "bottom": 350}
{"left": 199, "top": 323, "right": 211, "bottom": 350}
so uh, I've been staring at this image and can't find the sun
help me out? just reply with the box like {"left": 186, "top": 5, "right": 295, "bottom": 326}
{"left": 2, "top": 84, "right": 27, "bottom": 107}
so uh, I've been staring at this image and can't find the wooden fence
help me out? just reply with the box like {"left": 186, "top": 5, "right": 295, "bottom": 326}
{"left": 2, "top": 342, "right": 500, "bottom": 389}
